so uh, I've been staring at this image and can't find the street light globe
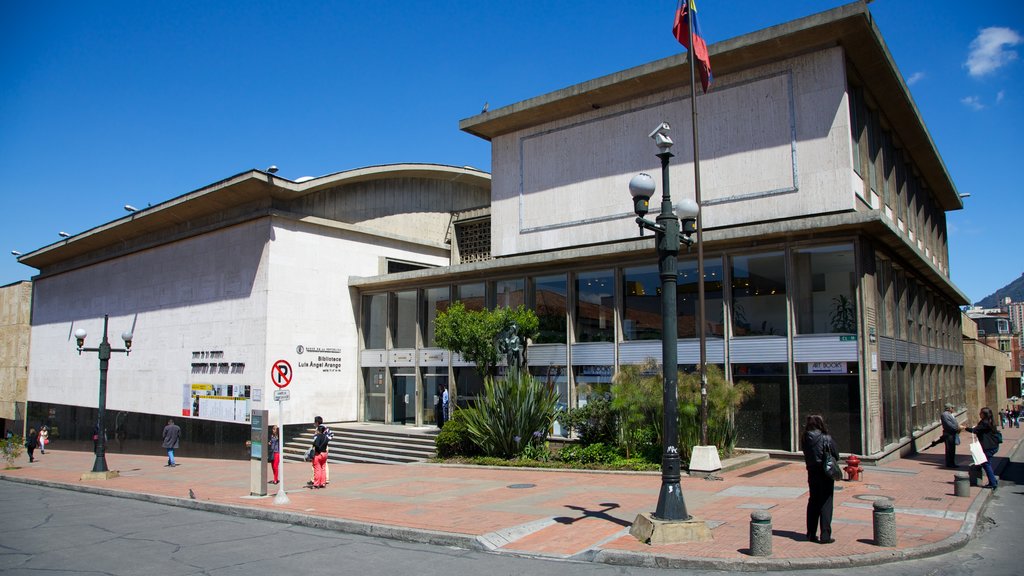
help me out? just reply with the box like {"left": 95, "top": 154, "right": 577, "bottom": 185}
{"left": 676, "top": 198, "right": 700, "bottom": 219}
{"left": 629, "top": 173, "right": 656, "bottom": 217}
{"left": 74, "top": 328, "right": 87, "bottom": 340}
{"left": 121, "top": 331, "right": 133, "bottom": 345}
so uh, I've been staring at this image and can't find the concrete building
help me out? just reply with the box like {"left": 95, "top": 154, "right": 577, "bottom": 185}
{"left": 17, "top": 165, "right": 489, "bottom": 457}
{"left": 353, "top": 2, "right": 969, "bottom": 460}
{"left": 0, "top": 280, "right": 31, "bottom": 437}
{"left": 17, "top": 2, "right": 972, "bottom": 462}
{"left": 961, "top": 312, "right": 1012, "bottom": 420}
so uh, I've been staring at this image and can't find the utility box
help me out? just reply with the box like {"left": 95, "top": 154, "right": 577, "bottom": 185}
{"left": 250, "top": 409, "right": 269, "bottom": 496}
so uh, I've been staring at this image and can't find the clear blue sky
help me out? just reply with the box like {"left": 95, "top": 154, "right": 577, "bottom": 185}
{"left": 1, "top": 1, "right": 1021, "bottom": 304}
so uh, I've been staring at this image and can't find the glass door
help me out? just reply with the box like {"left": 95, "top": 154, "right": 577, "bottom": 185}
{"left": 422, "top": 367, "right": 448, "bottom": 427}
{"left": 391, "top": 370, "right": 417, "bottom": 425}
{"left": 362, "top": 367, "right": 386, "bottom": 422}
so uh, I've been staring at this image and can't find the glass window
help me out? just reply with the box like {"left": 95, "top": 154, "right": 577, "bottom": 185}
{"left": 796, "top": 362, "right": 862, "bottom": 455}
{"left": 531, "top": 365, "right": 569, "bottom": 433}
{"left": 456, "top": 283, "right": 486, "bottom": 311}
{"left": 533, "top": 274, "right": 567, "bottom": 344}
{"left": 573, "top": 365, "right": 613, "bottom": 406}
{"left": 575, "top": 270, "right": 615, "bottom": 343}
{"left": 876, "top": 256, "right": 891, "bottom": 337}
{"left": 421, "top": 367, "right": 448, "bottom": 425}
{"left": 421, "top": 286, "right": 450, "bottom": 347}
{"left": 623, "top": 264, "right": 661, "bottom": 341}
{"left": 731, "top": 252, "right": 787, "bottom": 337}
{"left": 495, "top": 278, "right": 525, "bottom": 309}
{"left": 362, "top": 294, "right": 388, "bottom": 349}
{"left": 792, "top": 245, "right": 857, "bottom": 334}
{"left": 733, "top": 363, "right": 791, "bottom": 450}
{"left": 849, "top": 86, "right": 865, "bottom": 177}
{"left": 391, "top": 290, "right": 417, "bottom": 349}
{"left": 680, "top": 257, "right": 725, "bottom": 338}
{"left": 453, "top": 367, "right": 484, "bottom": 409}
{"left": 867, "top": 109, "right": 879, "bottom": 194}
{"left": 362, "top": 367, "right": 386, "bottom": 422}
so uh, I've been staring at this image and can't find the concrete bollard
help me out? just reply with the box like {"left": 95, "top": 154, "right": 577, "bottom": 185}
{"left": 954, "top": 471, "right": 970, "bottom": 497}
{"left": 749, "top": 510, "right": 772, "bottom": 556}
{"left": 872, "top": 499, "right": 897, "bottom": 547}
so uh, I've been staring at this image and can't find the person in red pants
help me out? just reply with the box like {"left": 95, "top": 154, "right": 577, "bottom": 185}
{"left": 267, "top": 425, "right": 281, "bottom": 484}
{"left": 311, "top": 425, "right": 329, "bottom": 488}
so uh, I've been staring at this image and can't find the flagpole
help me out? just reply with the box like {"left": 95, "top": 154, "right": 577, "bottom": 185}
{"left": 685, "top": 0, "right": 709, "bottom": 447}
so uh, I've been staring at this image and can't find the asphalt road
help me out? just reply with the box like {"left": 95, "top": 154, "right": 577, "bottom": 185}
{"left": 1, "top": 439, "right": 1020, "bottom": 576}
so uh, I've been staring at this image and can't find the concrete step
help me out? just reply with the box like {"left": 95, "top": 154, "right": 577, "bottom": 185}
{"left": 281, "top": 423, "right": 437, "bottom": 464}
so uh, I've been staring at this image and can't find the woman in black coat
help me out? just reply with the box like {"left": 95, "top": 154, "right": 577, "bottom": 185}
{"left": 963, "top": 407, "right": 999, "bottom": 490}
{"left": 25, "top": 428, "right": 38, "bottom": 463}
{"left": 802, "top": 414, "right": 840, "bottom": 544}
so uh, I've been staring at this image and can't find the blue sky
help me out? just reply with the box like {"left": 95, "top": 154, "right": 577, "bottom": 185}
{"left": 1, "top": 1, "right": 1021, "bottom": 304}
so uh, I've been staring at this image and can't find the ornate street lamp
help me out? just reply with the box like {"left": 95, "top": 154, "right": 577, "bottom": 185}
{"left": 628, "top": 122, "right": 699, "bottom": 521}
{"left": 75, "top": 315, "right": 133, "bottom": 478}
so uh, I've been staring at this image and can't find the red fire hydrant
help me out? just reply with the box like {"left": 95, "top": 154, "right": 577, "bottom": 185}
{"left": 844, "top": 455, "right": 864, "bottom": 481}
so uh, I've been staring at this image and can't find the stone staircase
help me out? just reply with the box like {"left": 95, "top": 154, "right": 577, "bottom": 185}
{"left": 281, "top": 422, "right": 438, "bottom": 465}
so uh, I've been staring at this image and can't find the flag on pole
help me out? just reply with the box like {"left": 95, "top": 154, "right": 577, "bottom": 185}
{"left": 673, "top": 0, "right": 713, "bottom": 93}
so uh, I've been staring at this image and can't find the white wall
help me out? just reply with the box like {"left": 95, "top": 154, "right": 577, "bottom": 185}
{"left": 28, "top": 220, "right": 271, "bottom": 421}
{"left": 262, "top": 218, "right": 450, "bottom": 427}
{"left": 490, "top": 47, "right": 855, "bottom": 257}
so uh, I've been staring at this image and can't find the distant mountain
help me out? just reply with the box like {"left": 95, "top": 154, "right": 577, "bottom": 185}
{"left": 977, "top": 272, "right": 1024, "bottom": 308}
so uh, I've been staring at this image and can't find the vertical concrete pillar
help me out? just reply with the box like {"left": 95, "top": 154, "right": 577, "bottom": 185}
{"left": 954, "top": 471, "right": 970, "bottom": 497}
{"left": 749, "top": 510, "right": 772, "bottom": 556}
{"left": 872, "top": 499, "right": 896, "bottom": 547}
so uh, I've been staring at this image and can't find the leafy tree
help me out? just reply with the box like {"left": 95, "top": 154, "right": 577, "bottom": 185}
{"left": 434, "top": 302, "right": 539, "bottom": 377}
{"left": 611, "top": 359, "right": 663, "bottom": 458}
{"left": 0, "top": 435, "right": 25, "bottom": 468}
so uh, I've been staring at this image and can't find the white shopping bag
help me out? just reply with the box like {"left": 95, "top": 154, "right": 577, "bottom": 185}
{"left": 969, "top": 439, "right": 987, "bottom": 466}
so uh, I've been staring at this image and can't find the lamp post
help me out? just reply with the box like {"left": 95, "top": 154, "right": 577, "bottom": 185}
{"left": 75, "top": 315, "right": 133, "bottom": 476}
{"left": 629, "top": 122, "right": 698, "bottom": 521}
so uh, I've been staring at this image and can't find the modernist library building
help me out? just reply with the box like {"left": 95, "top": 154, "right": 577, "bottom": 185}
{"left": 20, "top": 3, "right": 967, "bottom": 460}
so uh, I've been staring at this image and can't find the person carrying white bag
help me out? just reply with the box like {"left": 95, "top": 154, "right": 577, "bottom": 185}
{"left": 962, "top": 407, "right": 1001, "bottom": 491}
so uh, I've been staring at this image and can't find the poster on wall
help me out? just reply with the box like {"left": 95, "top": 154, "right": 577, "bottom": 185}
{"left": 181, "top": 383, "right": 251, "bottom": 423}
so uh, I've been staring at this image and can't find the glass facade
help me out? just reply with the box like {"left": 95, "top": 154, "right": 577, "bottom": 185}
{"left": 575, "top": 269, "right": 615, "bottom": 343}
{"left": 731, "top": 252, "right": 787, "bottom": 337}
{"left": 356, "top": 240, "right": 964, "bottom": 455}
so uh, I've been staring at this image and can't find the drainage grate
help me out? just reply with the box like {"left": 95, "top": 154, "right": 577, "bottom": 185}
{"left": 923, "top": 497, "right": 942, "bottom": 501}
{"left": 738, "top": 462, "right": 791, "bottom": 478}
{"left": 507, "top": 483, "right": 536, "bottom": 489}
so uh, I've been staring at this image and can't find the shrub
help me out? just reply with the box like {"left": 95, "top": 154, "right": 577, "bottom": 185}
{"left": 560, "top": 387, "right": 616, "bottom": 446}
{"left": 435, "top": 409, "right": 478, "bottom": 458}
{"left": 611, "top": 360, "right": 663, "bottom": 458}
{"left": 0, "top": 435, "right": 25, "bottom": 468}
{"left": 556, "top": 442, "right": 621, "bottom": 465}
{"left": 460, "top": 370, "right": 559, "bottom": 458}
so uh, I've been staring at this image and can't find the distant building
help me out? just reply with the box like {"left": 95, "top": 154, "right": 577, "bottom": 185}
{"left": 0, "top": 281, "right": 31, "bottom": 437}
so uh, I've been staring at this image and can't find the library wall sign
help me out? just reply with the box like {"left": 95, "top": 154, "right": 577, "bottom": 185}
{"left": 296, "top": 344, "right": 343, "bottom": 373}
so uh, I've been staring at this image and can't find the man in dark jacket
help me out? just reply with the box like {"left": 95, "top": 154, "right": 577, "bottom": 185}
{"left": 162, "top": 418, "right": 182, "bottom": 467}
{"left": 928, "top": 403, "right": 960, "bottom": 468}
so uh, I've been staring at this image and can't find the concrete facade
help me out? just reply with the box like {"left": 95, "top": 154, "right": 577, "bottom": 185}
{"left": 961, "top": 312, "right": 1012, "bottom": 419}
{"left": 18, "top": 165, "right": 489, "bottom": 455}
{"left": 0, "top": 280, "right": 31, "bottom": 434}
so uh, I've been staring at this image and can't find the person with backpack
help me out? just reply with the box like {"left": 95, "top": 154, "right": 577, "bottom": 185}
{"left": 962, "top": 407, "right": 1001, "bottom": 491}
{"left": 310, "top": 425, "right": 329, "bottom": 489}
{"left": 801, "top": 414, "right": 840, "bottom": 544}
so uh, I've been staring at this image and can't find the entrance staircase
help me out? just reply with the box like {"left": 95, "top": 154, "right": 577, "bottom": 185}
{"left": 281, "top": 422, "right": 438, "bottom": 465}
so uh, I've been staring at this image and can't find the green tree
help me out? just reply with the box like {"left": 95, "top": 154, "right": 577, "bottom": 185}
{"left": 0, "top": 435, "right": 25, "bottom": 468}
{"left": 434, "top": 302, "right": 539, "bottom": 377}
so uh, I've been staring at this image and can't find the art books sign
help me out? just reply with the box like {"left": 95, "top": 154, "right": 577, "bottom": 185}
{"left": 809, "top": 362, "right": 847, "bottom": 374}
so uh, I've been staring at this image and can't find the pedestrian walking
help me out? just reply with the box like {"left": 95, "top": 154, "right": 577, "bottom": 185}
{"left": 310, "top": 425, "right": 329, "bottom": 488}
{"left": 802, "top": 414, "right": 840, "bottom": 544}
{"left": 38, "top": 425, "right": 48, "bottom": 454}
{"left": 268, "top": 425, "right": 280, "bottom": 484}
{"left": 162, "top": 418, "right": 182, "bottom": 467}
{"left": 25, "top": 428, "right": 38, "bottom": 463}
{"left": 963, "top": 407, "right": 1000, "bottom": 491}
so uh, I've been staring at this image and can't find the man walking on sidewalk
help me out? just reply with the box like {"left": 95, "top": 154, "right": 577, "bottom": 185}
{"left": 162, "top": 418, "right": 182, "bottom": 467}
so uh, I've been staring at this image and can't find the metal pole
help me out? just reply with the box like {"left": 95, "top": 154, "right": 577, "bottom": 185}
{"left": 274, "top": 397, "right": 289, "bottom": 504}
{"left": 92, "top": 315, "right": 112, "bottom": 473}
{"left": 686, "top": 0, "right": 709, "bottom": 446}
{"left": 654, "top": 150, "right": 689, "bottom": 521}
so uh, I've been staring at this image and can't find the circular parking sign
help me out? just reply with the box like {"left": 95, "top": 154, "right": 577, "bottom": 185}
{"left": 271, "top": 359, "right": 292, "bottom": 388}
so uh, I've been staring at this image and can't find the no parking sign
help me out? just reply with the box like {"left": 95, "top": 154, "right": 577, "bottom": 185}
{"left": 271, "top": 359, "right": 292, "bottom": 388}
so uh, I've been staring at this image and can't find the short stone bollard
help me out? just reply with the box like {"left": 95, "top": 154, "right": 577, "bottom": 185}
{"left": 749, "top": 510, "right": 772, "bottom": 557}
{"left": 872, "top": 499, "right": 897, "bottom": 547}
{"left": 954, "top": 471, "right": 970, "bottom": 497}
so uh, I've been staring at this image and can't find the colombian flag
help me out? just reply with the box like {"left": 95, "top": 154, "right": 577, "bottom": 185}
{"left": 673, "top": 0, "right": 713, "bottom": 93}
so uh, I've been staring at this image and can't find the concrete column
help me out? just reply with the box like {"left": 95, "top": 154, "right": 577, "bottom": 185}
{"left": 749, "top": 510, "right": 772, "bottom": 557}
{"left": 954, "top": 471, "right": 970, "bottom": 497}
{"left": 872, "top": 499, "right": 896, "bottom": 547}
